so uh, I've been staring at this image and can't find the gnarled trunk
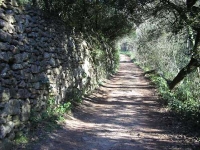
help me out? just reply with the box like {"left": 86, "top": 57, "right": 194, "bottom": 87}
{"left": 169, "top": 57, "right": 199, "bottom": 90}
{"left": 169, "top": 30, "right": 200, "bottom": 90}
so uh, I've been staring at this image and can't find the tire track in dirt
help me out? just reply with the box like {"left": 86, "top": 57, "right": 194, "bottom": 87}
{"left": 21, "top": 54, "right": 199, "bottom": 150}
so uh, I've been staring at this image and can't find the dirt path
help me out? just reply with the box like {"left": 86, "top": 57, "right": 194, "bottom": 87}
{"left": 21, "top": 54, "right": 199, "bottom": 150}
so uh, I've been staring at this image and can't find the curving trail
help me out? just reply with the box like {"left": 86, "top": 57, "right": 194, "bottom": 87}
{"left": 24, "top": 54, "right": 198, "bottom": 150}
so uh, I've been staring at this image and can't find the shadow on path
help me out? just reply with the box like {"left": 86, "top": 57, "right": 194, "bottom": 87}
{"left": 20, "top": 54, "right": 200, "bottom": 150}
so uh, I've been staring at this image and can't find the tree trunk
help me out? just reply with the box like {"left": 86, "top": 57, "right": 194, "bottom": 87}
{"left": 169, "top": 29, "right": 200, "bottom": 90}
{"left": 169, "top": 57, "right": 199, "bottom": 90}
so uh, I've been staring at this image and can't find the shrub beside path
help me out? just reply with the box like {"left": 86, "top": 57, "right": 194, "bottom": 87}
{"left": 18, "top": 54, "right": 199, "bottom": 150}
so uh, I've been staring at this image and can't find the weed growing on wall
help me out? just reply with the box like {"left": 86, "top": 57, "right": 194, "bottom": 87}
{"left": 16, "top": 0, "right": 30, "bottom": 5}
{"left": 30, "top": 97, "right": 72, "bottom": 132}
{"left": 14, "top": 132, "right": 29, "bottom": 145}
{"left": 14, "top": 97, "right": 72, "bottom": 145}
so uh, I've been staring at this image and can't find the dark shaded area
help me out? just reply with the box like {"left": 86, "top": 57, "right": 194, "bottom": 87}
{"left": 15, "top": 55, "right": 200, "bottom": 150}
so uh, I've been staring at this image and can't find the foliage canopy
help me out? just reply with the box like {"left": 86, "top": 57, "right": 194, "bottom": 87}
{"left": 19, "top": 0, "right": 200, "bottom": 89}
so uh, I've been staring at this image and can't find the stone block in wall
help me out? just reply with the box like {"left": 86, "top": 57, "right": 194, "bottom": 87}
{"left": 18, "top": 89, "right": 30, "bottom": 99}
{"left": 53, "top": 68, "right": 61, "bottom": 75}
{"left": 0, "top": 52, "right": 9, "bottom": 62}
{"left": 49, "top": 58, "right": 56, "bottom": 67}
{"left": 0, "top": 43, "right": 10, "bottom": 51}
{"left": 31, "top": 27, "right": 40, "bottom": 32}
{"left": 32, "top": 99, "right": 45, "bottom": 111}
{"left": 1, "top": 67, "right": 12, "bottom": 79}
{"left": 4, "top": 99, "right": 21, "bottom": 115}
{"left": 29, "top": 75, "right": 38, "bottom": 83}
{"left": 49, "top": 84, "right": 57, "bottom": 94}
{"left": 27, "top": 32, "right": 38, "bottom": 38}
{"left": 47, "top": 76, "right": 56, "bottom": 84}
{"left": 0, "top": 30, "right": 12, "bottom": 43}
{"left": 0, "top": 13, "right": 16, "bottom": 24}
{"left": 12, "top": 115, "right": 20, "bottom": 126}
{"left": 10, "top": 45, "right": 19, "bottom": 54}
{"left": 29, "top": 99, "right": 37, "bottom": 106}
{"left": 10, "top": 39, "right": 19, "bottom": 46}
{"left": 2, "top": 78, "right": 17, "bottom": 86}
{"left": 2, "top": 22, "right": 14, "bottom": 34}
{"left": 25, "top": 27, "right": 32, "bottom": 33}
{"left": 30, "top": 94, "right": 37, "bottom": 99}
{"left": 0, "top": 121, "right": 14, "bottom": 139}
{"left": 0, "top": 12, "right": 6, "bottom": 21}
{"left": 10, "top": 0, "right": 19, "bottom": 7}
{"left": 14, "top": 53, "right": 30, "bottom": 63}
{"left": 0, "top": 116, "right": 7, "bottom": 124}
{"left": 14, "top": 54, "right": 23, "bottom": 63}
{"left": 0, "top": 88, "right": 10, "bottom": 102}
{"left": 22, "top": 52, "right": 29, "bottom": 61}
{"left": 38, "top": 42, "right": 48, "bottom": 49}
{"left": 9, "top": 87, "right": 17, "bottom": 99}
{"left": 18, "top": 81, "right": 26, "bottom": 88}
{"left": 44, "top": 52, "right": 51, "bottom": 60}
{"left": 0, "top": 63, "right": 8, "bottom": 72}
{"left": 22, "top": 62, "right": 30, "bottom": 69}
{"left": 21, "top": 100, "right": 30, "bottom": 122}
{"left": 0, "top": 19, "right": 7, "bottom": 28}
{"left": 31, "top": 65, "right": 40, "bottom": 74}
{"left": 11, "top": 64, "right": 23, "bottom": 70}
{"left": 33, "top": 82, "right": 41, "bottom": 90}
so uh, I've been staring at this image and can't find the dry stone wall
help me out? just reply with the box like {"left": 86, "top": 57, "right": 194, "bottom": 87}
{"left": 0, "top": 0, "right": 116, "bottom": 142}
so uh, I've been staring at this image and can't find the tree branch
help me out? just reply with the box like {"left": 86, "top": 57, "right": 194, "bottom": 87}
{"left": 169, "top": 31, "right": 200, "bottom": 90}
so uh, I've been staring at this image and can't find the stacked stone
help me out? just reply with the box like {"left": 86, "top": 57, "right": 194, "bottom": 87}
{"left": 0, "top": 0, "right": 115, "bottom": 142}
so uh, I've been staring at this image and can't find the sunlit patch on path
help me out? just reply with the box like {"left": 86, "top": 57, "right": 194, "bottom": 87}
{"left": 29, "top": 54, "right": 198, "bottom": 150}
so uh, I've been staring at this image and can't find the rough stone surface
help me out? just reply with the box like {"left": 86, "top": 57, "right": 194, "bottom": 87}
{"left": 4, "top": 99, "right": 21, "bottom": 115}
{"left": 0, "top": 0, "right": 116, "bottom": 141}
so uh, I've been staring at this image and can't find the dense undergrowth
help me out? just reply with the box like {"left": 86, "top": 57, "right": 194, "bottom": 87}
{"left": 148, "top": 73, "right": 200, "bottom": 128}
